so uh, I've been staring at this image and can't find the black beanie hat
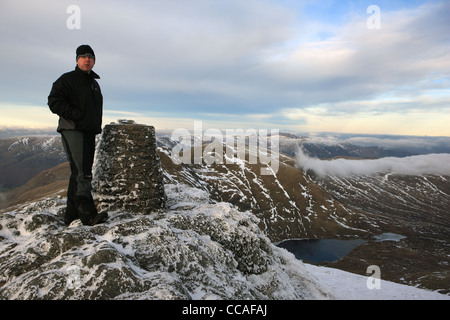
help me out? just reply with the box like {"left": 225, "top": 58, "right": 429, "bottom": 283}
{"left": 76, "top": 45, "right": 95, "bottom": 60}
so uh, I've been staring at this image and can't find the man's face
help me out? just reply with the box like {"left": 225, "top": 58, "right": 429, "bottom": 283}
{"left": 77, "top": 54, "right": 95, "bottom": 73}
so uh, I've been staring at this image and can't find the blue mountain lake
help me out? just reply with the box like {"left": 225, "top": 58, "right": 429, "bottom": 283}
{"left": 276, "top": 238, "right": 367, "bottom": 263}
{"left": 276, "top": 233, "right": 406, "bottom": 263}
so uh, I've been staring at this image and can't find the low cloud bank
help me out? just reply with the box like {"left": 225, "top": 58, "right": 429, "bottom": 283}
{"left": 296, "top": 150, "right": 450, "bottom": 177}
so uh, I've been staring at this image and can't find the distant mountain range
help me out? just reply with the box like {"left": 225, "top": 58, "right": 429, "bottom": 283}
{"left": 0, "top": 135, "right": 66, "bottom": 191}
{"left": 276, "top": 131, "right": 450, "bottom": 159}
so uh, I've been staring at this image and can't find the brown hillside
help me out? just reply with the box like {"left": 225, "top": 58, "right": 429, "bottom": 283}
{"left": 0, "top": 162, "right": 70, "bottom": 210}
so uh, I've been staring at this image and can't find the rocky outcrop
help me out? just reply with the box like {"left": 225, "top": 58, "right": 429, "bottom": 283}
{"left": 0, "top": 185, "right": 332, "bottom": 300}
{"left": 92, "top": 120, "right": 166, "bottom": 214}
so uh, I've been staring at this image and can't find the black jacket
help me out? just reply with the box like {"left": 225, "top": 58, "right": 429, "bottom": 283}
{"left": 48, "top": 66, "right": 103, "bottom": 134}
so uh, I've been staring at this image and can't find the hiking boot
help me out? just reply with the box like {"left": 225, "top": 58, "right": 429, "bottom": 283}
{"left": 64, "top": 198, "right": 79, "bottom": 225}
{"left": 77, "top": 195, "right": 98, "bottom": 225}
{"left": 88, "top": 212, "right": 109, "bottom": 226}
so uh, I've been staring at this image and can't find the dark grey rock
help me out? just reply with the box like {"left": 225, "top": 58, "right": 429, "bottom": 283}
{"left": 93, "top": 121, "right": 167, "bottom": 214}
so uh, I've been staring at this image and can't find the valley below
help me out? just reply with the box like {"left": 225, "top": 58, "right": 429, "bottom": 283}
{"left": 313, "top": 172, "right": 450, "bottom": 294}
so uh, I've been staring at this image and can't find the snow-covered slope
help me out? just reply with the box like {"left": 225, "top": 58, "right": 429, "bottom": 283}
{"left": 0, "top": 184, "right": 332, "bottom": 300}
{"left": 157, "top": 144, "right": 379, "bottom": 243}
{"left": 304, "top": 263, "right": 448, "bottom": 300}
{"left": 0, "top": 184, "right": 447, "bottom": 300}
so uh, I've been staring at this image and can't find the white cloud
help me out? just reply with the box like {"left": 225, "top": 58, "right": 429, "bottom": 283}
{"left": 296, "top": 149, "right": 450, "bottom": 177}
{"left": 344, "top": 136, "right": 450, "bottom": 152}
{"left": 264, "top": 1, "right": 450, "bottom": 105}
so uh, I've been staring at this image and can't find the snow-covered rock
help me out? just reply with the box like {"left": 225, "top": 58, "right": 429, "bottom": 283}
{"left": 92, "top": 122, "right": 166, "bottom": 214}
{"left": 0, "top": 184, "right": 333, "bottom": 300}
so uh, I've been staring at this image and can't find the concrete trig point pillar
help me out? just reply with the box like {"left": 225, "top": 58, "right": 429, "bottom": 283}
{"left": 92, "top": 120, "right": 166, "bottom": 214}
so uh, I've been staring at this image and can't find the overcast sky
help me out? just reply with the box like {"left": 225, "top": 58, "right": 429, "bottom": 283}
{"left": 0, "top": 0, "right": 449, "bottom": 136}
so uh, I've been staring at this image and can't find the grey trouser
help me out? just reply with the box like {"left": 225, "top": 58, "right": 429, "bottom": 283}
{"left": 61, "top": 130, "right": 96, "bottom": 199}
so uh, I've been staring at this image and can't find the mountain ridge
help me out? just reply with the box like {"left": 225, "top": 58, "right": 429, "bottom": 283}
{"left": 0, "top": 135, "right": 65, "bottom": 191}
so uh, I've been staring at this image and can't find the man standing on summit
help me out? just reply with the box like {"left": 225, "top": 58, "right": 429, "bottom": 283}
{"left": 48, "top": 44, "right": 107, "bottom": 226}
